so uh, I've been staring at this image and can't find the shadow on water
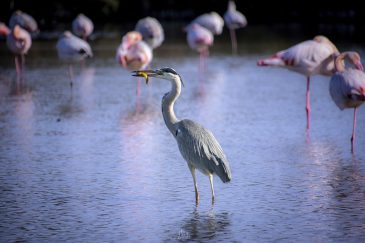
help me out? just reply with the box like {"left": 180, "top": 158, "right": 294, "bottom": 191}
{"left": 170, "top": 207, "right": 231, "bottom": 242}
{"left": 330, "top": 156, "right": 365, "bottom": 239}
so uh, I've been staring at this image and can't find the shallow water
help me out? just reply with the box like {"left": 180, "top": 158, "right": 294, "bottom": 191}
{"left": 1, "top": 33, "right": 365, "bottom": 242}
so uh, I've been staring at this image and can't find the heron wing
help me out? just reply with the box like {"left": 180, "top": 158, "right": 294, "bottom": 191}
{"left": 175, "top": 119, "right": 231, "bottom": 182}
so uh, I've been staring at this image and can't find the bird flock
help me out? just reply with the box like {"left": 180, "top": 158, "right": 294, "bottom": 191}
{"left": 1, "top": 2, "right": 365, "bottom": 203}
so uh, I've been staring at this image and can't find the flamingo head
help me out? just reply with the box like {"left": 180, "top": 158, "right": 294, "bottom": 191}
{"left": 348, "top": 52, "right": 364, "bottom": 71}
{"left": 122, "top": 31, "right": 142, "bottom": 50}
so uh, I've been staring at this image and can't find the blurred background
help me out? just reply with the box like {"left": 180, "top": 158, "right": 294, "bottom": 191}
{"left": 1, "top": 0, "right": 365, "bottom": 41}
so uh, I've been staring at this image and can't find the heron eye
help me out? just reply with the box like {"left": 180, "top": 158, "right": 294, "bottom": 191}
{"left": 175, "top": 129, "right": 179, "bottom": 136}
{"left": 79, "top": 49, "right": 86, "bottom": 54}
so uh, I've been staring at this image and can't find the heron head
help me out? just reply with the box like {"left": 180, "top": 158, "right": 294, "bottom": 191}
{"left": 132, "top": 67, "right": 184, "bottom": 86}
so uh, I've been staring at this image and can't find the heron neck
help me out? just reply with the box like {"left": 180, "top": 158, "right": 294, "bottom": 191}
{"left": 162, "top": 77, "right": 181, "bottom": 135}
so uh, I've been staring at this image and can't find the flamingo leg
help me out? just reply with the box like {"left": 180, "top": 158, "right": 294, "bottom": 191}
{"left": 229, "top": 28, "right": 237, "bottom": 55}
{"left": 20, "top": 54, "right": 25, "bottom": 71}
{"left": 199, "top": 50, "right": 204, "bottom": 75}
{"left": 136, "top": 78, "right": 141, "bottom": 97}
{"left": 15, "top": 55, "right": 21, "bottom": 77}
{"left": 68, "top": 64, "right": 74, "bottom": 90}
{"left": 351, "top": 107, "right": 357, "bottom": 153}
{"left": 306, "top": 76, "right": 311, "bottom": 130}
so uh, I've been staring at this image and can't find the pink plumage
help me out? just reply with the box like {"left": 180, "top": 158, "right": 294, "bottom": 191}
{"left": 329, "top": 51, "right": 365, "bottom": 153}
{"left": 116, "top": 31, "right": 153, "bottom": 70}
{"left": 257, "top": 35, "right": 339, "bottom": 130}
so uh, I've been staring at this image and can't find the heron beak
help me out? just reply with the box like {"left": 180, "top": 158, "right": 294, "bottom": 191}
{"left": 132, "top": 70, "right": 158, "bottom": 84}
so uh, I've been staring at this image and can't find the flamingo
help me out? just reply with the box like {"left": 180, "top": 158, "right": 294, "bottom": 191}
{"left": 257, "top": 35, "right": 339, "bottom": 130}
{"left": 9, "top": 10, "right": 38, "bottom": 35}
{"left": 224, "top": 1, "right": 247, "bottom": 54}
{"left": 0, "top": 22, "right": 10, "bottom": 36}
{"left": 72, "top": 13, "right": 94, "bottom": 41}
{"left": 56, "top": 31, "right": 93, "bottom": 88}
{"left": 116, "top": 31, "right": 152, "bottom": 96}
{"left": 135, "top": 17, "right": 164, "bottom": 49}
{"left": 329, "top": 51, "right": 365, "bottom": 153}
{"left": 192, "top": 12, "right": 224, "bottom": 35}
{"left": 185, "top": 23, "right": 213, "bottom": 73}
{"left": 6, "top": 25, "right": 32, "bottom": 77}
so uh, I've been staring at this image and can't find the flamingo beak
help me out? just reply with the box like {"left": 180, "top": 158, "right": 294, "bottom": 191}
{"left": 355, "top": 61, "right": 364, "bottom": 71}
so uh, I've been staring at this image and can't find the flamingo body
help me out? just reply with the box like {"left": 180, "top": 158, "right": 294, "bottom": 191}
{"left": 192, "top": 12, "right": 224, "bottom": 35}
{"left": 186, "top": 23, "right": 213, "bottom": 53}
{"left": 224, "top": 1, "right": 247, "bottom": 30}
{"left": 0, "top": 22, "right": 10, "bottom": 36}
{"left": 257, "top": 35, "right": 339, "bottom": 129}
{"left": 329, "top": 51, "right": 365, "bottom": 152}
{"left": 7, "top": 25, "right": 31, "bottom": 55}
{"left": 9, "top": 10, "right": 38, "bottom": 34}
{"left": 135, "top": 17, "right": 164, "bottom": 49}
{"left": 72, "top": 14, "right": 94, "bottom": 40}
{"left": 116, "top": 31, "right": 152, "bottom": 70}
{"left": 257, "top": 37, "right": 339, "bottom": 77}
{"left": 330, "top": 68, "right": 365, "bottom": 110}
{"left": 56, "top": 31, "right": 93, "bottom": 62}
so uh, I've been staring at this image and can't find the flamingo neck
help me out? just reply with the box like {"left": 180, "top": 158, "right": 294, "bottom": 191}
{"left": 335, "top": 52, "right": 346, "bottom": 72}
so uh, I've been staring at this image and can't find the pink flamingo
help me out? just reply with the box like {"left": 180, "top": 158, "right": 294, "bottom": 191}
{"left": 6, "top": 25, "right": 32, "bottom": 77}
{"left": 116, "top": 31, "right": 152, "bottom": 96}
{"left": 329, "top": 51, "right": 365, "bottom": 153}
{"left": 224, "top": 1, "right": 247, "bottom": 54}
{"left": 9, "top": 10, "right": 38, "bottom": 35}
{"left": 257, "top": 35, "right": 339, "bottom": 130}
{"left": 56, "top": 31, "right": 93, "bottom": 88}
{"left": 135, "top": 17, "right": 164, "bottom": 50}
{"left": 72, "top": 13, "right": 94, "bottom": 41}
{"left": 192, "top": 12, "right": 224, "bottom": 35}
{"left": 0, "top": 22, "right": 10, "bottom": 36}
{"left": 185, "top": 23, "right": 213, "bottom": 74}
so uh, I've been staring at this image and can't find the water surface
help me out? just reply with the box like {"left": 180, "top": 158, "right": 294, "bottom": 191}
{"left": 1, "top": 33, "right": 365, "bottom": 242}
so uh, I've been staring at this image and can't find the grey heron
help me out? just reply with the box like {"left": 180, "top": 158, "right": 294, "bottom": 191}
{"left": 329, "top": 51, "right": 365, "bottom": 153}
{"left": 132, "top": 67, "right": 231, "bottom": 204}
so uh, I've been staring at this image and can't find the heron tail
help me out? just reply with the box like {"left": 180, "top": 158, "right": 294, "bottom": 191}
{"left": 214, "top": 155, "right": 232, "bottom": 183}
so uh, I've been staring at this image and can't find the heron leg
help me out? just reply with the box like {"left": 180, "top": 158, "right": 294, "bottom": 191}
{"left": 209, "top": 174, "right": 215, "bottom": 204}
{"left": 306, "top": 76, "right": 311, "bottom": 130}
{"left": 351, "top": 107, "right": 357, "bottom": 153}
{"left": 188, "top": 164, "right": 199, "bottom": 205}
